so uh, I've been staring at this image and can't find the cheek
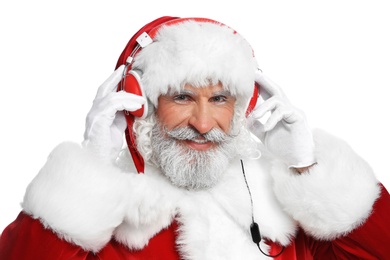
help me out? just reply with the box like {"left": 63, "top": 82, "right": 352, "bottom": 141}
{"left": 216, "top": 107, "right": 235, "bottom": 132}
{"left": 156, "top": 104, "right": 192, "bottom": 130}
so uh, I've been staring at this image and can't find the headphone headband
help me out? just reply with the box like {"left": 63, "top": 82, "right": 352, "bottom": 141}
{"left": 115, "top": 16, "right": 179, "bottom": 70}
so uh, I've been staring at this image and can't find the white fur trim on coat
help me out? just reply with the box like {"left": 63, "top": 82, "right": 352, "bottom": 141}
{"left": 116, "top": 151, "right": 297, "bottom": 258}
{"left": 171, "top": 157, "right": 296, "bottom": 259}
{"left": 270, "top": 129, "right": 380, "bottom": 240}
{"left": 21, "top": 142, "right": 179, "bottom": 253}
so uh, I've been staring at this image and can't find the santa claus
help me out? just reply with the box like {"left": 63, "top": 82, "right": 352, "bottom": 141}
{"left": 1, "top": 16, "right": 389, "bottom": 259}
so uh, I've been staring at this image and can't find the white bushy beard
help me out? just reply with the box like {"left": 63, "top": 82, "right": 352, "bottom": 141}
{"left": 133, "top": 102, "right": 259, "bottom": 190}
{"left": 149, "top": 122, "right": 237, "bottom": 190}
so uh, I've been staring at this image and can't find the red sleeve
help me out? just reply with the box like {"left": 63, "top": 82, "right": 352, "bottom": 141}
{"left": 0, "top": 211, "right": 181, "bottom": 260}
{"left": 0, "top": 212, "right": 91, "bottom": 260}
{"left": 295, "top": 183, "right": 390, "bottom": 260}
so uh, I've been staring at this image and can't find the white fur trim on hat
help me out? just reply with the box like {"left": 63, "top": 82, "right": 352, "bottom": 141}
{"left": 132, "top": 20, "right": 258, "bottom": 107}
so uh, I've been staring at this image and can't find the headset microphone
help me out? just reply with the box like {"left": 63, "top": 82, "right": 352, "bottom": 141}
{"left": 250, "top": 222, "right": 261, "bottom": 244}
{"left": 240, "top": 160, "right": 285, "bottom": 258}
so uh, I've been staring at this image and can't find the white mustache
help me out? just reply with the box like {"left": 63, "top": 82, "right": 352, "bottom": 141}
{"left": 165, "top": 127, "right": 232, "bottom": 143}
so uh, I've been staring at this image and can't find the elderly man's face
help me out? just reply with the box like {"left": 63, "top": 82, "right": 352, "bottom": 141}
{"left": 149, "top": 83, "right": 239, "bottom": 189}
{"left": 156, "top": 83, "right": 236, "bottom": 151}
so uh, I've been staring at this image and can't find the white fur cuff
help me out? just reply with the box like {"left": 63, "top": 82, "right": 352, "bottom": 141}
{"left": 22, "top": 142, "right": 131, "bottom": 252}
{"left": 270, "top": 129, "right": 380, "bottom": 240}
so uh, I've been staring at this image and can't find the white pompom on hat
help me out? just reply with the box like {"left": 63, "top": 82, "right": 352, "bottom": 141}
{"left": 131, "top": 18, "right": 258, "bottom": 108}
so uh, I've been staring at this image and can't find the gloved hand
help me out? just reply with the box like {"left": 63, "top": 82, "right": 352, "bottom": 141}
{"left": 82, "top": 65, "right": 146, "bottom": 163}
{"left": 248, "top": 70, "right": 316, "bottom": 169}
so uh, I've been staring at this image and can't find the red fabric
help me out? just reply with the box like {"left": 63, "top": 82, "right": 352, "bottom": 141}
{"left": 271, "top": 183, "right": 390, "bottom": 260}
{"left": 0, "top": 213, "right": 180, "bottom": 260}
{"left": 1, "top": 185, "right": 389, "bottom": 259}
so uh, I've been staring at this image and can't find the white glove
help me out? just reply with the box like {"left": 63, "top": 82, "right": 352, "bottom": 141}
{"left": 82, "top": 65, "right": 146, "bottom": 163}
{"left": 248, "top": 70, "right": 316, "bottom": 168}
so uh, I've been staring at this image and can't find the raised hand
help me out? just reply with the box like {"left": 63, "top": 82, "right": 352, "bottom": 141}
{"left": 248, "top": 70, "right": 316, "bottom": 169}
{"left": 83, "top": 65, "right": 146, "bottom": 163}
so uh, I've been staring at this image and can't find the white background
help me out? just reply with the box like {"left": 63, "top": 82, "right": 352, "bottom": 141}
{"left": 1, "top": 0, "right": 389, "bottom": 233}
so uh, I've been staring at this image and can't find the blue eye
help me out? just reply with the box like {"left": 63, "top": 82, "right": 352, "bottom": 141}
{"left": 211, "top": 95, "right": 227, "bottom": 103}
{"left": 173, "top": 94, "right": 191, "bottom": 103}
{"left": 174, "top": 94, "right": 187, "bottom": 100}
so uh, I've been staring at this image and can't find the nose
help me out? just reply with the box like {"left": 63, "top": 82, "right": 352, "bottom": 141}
{"left": 188, "top": 102, "right": 217, "bottom": 134}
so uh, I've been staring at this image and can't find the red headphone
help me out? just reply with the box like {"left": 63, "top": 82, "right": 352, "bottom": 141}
{"left": 115, "top": 16, "right": 259, "bottom": 173}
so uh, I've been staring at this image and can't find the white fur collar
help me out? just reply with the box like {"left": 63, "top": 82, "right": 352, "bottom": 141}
{"left": 115, "top": 153, "right": 296, "bottom": 258}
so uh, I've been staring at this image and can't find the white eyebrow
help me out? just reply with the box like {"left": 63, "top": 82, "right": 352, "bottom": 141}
{"left": 212, "top": 90, "right": 232, "bottom": 97}
{"left": 165, "top": 89, "right": 232, "bottom": 97}
{"left": 166, "top": 89, "right": 195, "bottom": 96}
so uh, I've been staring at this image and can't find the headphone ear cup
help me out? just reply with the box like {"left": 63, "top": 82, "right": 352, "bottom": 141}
{"left": 246, "top": 83, "right": 260, "bottom": 117}
{"left": 122, "top": 70, "right": 148, "bottom": 118}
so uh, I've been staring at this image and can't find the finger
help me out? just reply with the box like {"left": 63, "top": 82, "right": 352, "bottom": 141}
{"left": 255, "top": 70, "right": 284, "bottom": 100}
{"left": 96, "top": 65, "right": 126, "bottom": 99}
{"left": 102, "top": 91, "right": 146, "bottom": 115}
{"left": 87, "top": 97, "right": 145, "bottom": 135}
{"left": 112, "top": 111, "right": 128, "bottom": 134}
{"left": 250, "top": 96, "right": 281, "bottom": 120}
{"left": 263, "top": 107, "right": 294, "bottom": 131}
{"left": 248, "top": 119, "right": 266, "bottom": 141}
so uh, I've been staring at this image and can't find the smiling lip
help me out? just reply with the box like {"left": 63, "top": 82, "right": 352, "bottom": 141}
{"left": 183, "top": 139, "right": 216, "bottom": 151}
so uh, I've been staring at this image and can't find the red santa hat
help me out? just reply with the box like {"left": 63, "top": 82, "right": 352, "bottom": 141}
{"left": 116, "top": 16, "right": 259, "bottom": 109}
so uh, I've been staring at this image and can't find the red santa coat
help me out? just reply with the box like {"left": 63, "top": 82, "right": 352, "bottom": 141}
{"left": 1, "top": 129, "right": 390, "bottom": 259}
{"left": 2, "top": 189, "right": 390, "bottom": 260}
